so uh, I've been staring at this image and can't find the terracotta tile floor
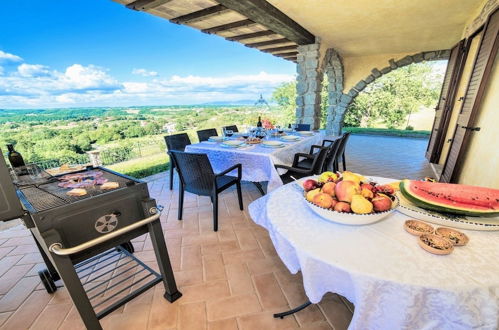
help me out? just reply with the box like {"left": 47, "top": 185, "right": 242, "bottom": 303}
{"left": 0, "top": 135, "right": 433, "bottom": 329}
{"left": 0, "top": 177, "right": 354, "bottom": 330}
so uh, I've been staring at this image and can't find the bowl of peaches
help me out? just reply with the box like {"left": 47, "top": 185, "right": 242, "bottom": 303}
{"left": 301, "top": 171, "right": 399, "bottom": 225}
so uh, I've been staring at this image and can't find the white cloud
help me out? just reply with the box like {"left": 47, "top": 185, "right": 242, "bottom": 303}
{"left": 132, "top": 68, "right": 158, "bottom": 77}
{"left": 0, "top": 52, "right": 295, "bottom": 108}
{"left": 17, "top": 64, "right": 52, "bottom": 77}
{"left": 0, "top": 50, "right": 22, "bottom": 62}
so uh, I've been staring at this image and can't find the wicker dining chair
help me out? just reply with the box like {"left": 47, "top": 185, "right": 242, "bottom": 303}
{"left": 334, "top": 132, "right": 351, "bottom": 171}
{"left": 164, "top": 133, "right": 192, "bottom": 190}
{"left": 169, "top": 151, "right": 243, "bottom": 232}
{"left": 197, "top": 128, "right": 218, "bottom": 142}
{"left": 296, "top": 138, "right": 342, "bottom": 173}
{"left": 222, "top": 125, "right": 239, "bottom": 133}
{"left": 275, "top": 145, "right": 329, "bottom": 184}
{"left": 295, "top": 124, "right": 311, "bottom": 131}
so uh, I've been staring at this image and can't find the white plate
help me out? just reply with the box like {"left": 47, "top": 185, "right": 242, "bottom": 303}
{"left": 208, "top": 136, "right": 225, "bottom": 142}
{"left": 222, "top": 140, "right": 244, "bottom": 147}
{"left": 262, "top": 140, "right": 284, "bottom": 147}
{"left": 281, "top": 135, "right": 300, "bottom": 141}
{"left": 297, "top": 131, "right": 314, "bottom": 136}
{"left": 305, "top": 195, "right": 398, "bottom": 226}
{"left": 396, "top": 192, "right": 499, "bottom": 231}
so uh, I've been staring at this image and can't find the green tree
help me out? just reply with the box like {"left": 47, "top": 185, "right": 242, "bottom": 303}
{"left": 345, "top": 62, "right": 442, "bottom": 128}
{"left": 271, "top": 81, "right": 296, "bottom": 125}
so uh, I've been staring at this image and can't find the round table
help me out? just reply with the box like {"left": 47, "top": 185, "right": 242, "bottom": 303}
{"left": 248, "top": 177, "right": 499, "bottom": 330}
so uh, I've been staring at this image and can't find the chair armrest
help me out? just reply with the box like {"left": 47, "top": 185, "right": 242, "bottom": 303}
{"left": 215, "top": 163, "right": 242, "bottom": 180}
{"left": 309, "top": 144, "right": 322, "bottom": 154}
{"left": 292, "top": 153, "right": 315, "bottom": 166}
{"left": 322, "top": 139, "right": 337, "bottom": 147}
{"left": 275, "top": 164, "right": 313, "bottom": 175}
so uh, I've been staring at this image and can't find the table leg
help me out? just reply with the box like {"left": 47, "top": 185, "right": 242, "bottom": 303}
{"left": 252, "top": 182, "right": 265, "bottom": 195}
{"left": 273, "top": 300, "right": 312, "bottom": 319}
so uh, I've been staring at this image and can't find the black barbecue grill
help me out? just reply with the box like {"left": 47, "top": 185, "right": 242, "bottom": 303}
{"left": 0, "top": 152, "right": 181, "bottom": 330}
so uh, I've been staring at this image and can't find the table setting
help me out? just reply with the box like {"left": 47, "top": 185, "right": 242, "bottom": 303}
{"left": 185, "top": 127, "right": 326, "bottom": 191}
{"left": 249, "top": 170, "right": 499, "bottom": 330}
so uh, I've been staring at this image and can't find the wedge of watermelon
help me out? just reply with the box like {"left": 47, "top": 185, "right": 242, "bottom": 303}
{"left": 400, "top": 180, "right": 499, "bottom": 217}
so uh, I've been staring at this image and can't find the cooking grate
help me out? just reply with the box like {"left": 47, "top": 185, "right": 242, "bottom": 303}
{"left": 18, "top": 169, "right": 135, "bottom": 212}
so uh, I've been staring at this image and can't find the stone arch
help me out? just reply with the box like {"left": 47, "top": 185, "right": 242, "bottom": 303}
{"left": 324, "top": 49, "right": 451, "bottom": 135}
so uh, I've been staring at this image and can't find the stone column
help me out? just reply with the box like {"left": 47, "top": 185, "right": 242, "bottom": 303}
{"left": 323, "top": 48, "right": 346, "bottom": 135}
{"left": 295, "top": 43, "right": 323, "bottom": 130}
{"left": 87, "top": 150, "right": 102, "bottom": 167}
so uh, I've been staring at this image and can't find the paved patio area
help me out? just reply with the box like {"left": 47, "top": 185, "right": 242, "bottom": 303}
{"left": 0, "top": 134, "right": 433, "bottom": 329}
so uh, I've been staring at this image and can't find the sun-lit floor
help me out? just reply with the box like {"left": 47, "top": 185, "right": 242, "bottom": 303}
{"left": 0, "top": 135, "right": 433, "bottom": 329}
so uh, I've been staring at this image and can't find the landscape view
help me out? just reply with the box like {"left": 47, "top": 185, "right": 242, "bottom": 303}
{"left": 0, "top": 61, "right": 443, "bottom": 178}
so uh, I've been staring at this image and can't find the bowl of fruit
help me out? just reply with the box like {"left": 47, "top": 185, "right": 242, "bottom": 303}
{"left": 301, "top": 171, "right": 399, "bottom": 225}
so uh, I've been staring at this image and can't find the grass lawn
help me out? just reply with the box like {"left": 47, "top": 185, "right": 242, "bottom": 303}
{"left": 343, "top": 127, "right": 430, "bottom": 138}
{"left": 107, "top": 153, "right": 169, "bottom": 179}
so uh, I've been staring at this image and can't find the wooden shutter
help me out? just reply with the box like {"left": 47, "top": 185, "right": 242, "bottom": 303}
{"left": 425, "top": 40, "right": 465, "bottom": 162}
{"left": 440, "top": 8, "right": 499, "bottom": 182}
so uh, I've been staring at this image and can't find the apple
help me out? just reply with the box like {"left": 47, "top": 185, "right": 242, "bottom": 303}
{"left": 335, "top": 180, "right": 360, "bottom": 203}
{"left": 334, "top": 201, "right": 351, "bottom": 213}
{"left": 318, "top": 171, "right": 338, "bottom": 183}
{"left": 303, "top": 179, "right": 319, "bottom": 192}
{"left": 372, "top": 195, "right": 392, "bottom": 212}
{"left": 306, "top": 188, "right": 321, "bottom": 202}
{"left": 361, "top": 183, "right": 374, "bottom": 191}
{"left": 321, "top": 182, "right": 336, "bottom": 196}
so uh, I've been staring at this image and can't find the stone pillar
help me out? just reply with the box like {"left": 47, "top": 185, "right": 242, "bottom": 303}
{"left": 295, "top": 43, "right": 323, "bottom": 130}
{"left": 323, "top": 48, "right": 347, "bottom": 135}
{"left": 87, "top": 150, "right": 102, "bottom": 167}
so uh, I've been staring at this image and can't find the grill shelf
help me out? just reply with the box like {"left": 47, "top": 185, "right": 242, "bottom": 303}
{"left": 54, "top": 246, "right": 163, "bottom": 319}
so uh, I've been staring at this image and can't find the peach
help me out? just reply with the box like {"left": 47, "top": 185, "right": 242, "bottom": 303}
{"left": 361, "top": 183, "right": 374, "bottom": 191}
{"left": 321, "top": 182, "right": 336, "bottom": 196}
{"left": 313, "top": 193, "right": 335, "bottom": 209}
{"left": 372, "top": 195, "right": 392, "bottom": 212}
{"left": 306, "top": 188, "right": 321, "bottom": 202}
{"left": 334, "top": 201, "right": 351, "bottom": 213}
{"left": 335, "top": 180, "right": 360, "bottom": 203}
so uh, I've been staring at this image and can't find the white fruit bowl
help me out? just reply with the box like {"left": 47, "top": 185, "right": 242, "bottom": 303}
{"left": 304, "top": 195, "right": 399, "bottom": 226}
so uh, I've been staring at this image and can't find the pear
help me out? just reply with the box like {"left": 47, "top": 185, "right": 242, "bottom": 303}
{"left": 351, "top": 195, "right": 373, "bottom": 214}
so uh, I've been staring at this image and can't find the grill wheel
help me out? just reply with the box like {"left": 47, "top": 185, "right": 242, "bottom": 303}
{"left": 38, "top": 269, "right": 57, "bottom": 293}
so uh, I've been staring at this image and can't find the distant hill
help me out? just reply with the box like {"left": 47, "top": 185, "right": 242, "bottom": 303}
{"left": 200, "top": 100, "right": 256, "bottom": 106}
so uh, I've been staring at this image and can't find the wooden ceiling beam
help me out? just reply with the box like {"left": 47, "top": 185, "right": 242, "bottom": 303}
{"left": 226, "top": 30, "right": 276, "bottom": 41}
{"left": 274, "top": 51, "right": 299, "bottom": 58}
{"left": 215, "top": 0, "right": 315, "bottom": 45}
{"left": 126, "top": 0, "right": 171, "bottom": 11}
{"left": 202, "top": 19, "right": 256, "bottom": 34}
{"left": 261, "top": 45, "right": 297, "bottom": 54}
{"left": 171, "top": 5, "right": 230, "bottom": 24}
{"left": 245, "top": 38, "right": 289, "bottom": 48}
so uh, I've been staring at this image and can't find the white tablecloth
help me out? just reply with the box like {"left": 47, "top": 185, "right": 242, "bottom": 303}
{"left": 185, "top": 132, "right": 325, "bottom": 191}
{"left": 248, "top": 177, "right": 499, "bottom": 330}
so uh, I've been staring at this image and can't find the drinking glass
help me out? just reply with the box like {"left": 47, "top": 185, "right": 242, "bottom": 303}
{"left": 225, "top": 130, "right": 233, "bottom": 138}
{"left": 27, "top": 164, "right": 42, "bottom": 180}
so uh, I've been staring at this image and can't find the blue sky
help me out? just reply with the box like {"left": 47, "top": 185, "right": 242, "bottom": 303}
{"left": 0, "top": 0, "right": 295, "bottom": 108}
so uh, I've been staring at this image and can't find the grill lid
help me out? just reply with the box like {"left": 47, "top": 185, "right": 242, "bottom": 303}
{"left": 0, "top": 150, "right": 25, "bottom": 222}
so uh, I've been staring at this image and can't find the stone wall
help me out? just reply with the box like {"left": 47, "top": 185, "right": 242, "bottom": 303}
{"left": 322, "top": 48, "right": 347, "bottom": 135}
{"left": 295, "top": 43, "right": 323, "bottom": 129}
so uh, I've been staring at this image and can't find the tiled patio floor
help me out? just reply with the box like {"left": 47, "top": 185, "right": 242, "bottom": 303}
{"left": 0, "top": 134, "right": 432, "bottom": 329}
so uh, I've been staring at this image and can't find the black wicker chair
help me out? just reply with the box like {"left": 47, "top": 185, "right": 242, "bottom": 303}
{"left": 164, "top": 133, "right": 192, "bottom": 190}
{"left": 275, "top": 145, "right": 329, "bottom": 184}
{"left": 296, "top": 124, "right": 311, "bottom": 131}
{"left": 169, "top": 151, "right": 243, "bottom": 231}
{"left": 222, "top": 125, "right": 239, "bottom": 133}
{"left": 334, "top": 132, "right": 351, "bottom": 171}
{"left": 296, "top": 138, "right": 342, "bottom": 173}
{"left": 197, "top": 128, "right": 218, "bottom": 142}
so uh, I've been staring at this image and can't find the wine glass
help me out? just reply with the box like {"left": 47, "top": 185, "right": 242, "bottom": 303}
{"left": 225, "top": 130, "right": 233, "bottom": 138}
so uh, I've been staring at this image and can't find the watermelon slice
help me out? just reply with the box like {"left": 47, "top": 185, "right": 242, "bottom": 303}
{"left": 400, "top": 180, "right": 499, "bottom": 217}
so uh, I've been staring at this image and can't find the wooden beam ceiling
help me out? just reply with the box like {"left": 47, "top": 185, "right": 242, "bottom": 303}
{"left": 245, "top": 38, "right": 289, "bottom": 48}
{"left": 274, "top": 51, "right": 299, "bottom": 58}
{"left": 171, "top": 5, "right": 230, "bottom": 24}
{"left": 261, "top": 45, "right": 297, "bottom": 54}
{"left": 225, "top": 30, "right": 276, "bottom": 42}
{"left": 215, "top": 0, "right": 315, "bottom": 45}
{"left": 202, "top": 19, "right": 256, "bottom": 34}
{"left": 126, "top": 0, "right": 171, "bottom": 11}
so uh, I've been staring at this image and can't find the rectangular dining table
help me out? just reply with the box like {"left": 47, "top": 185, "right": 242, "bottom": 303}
{"left": 185, "top": 131, "right": 326, "bottom": 192}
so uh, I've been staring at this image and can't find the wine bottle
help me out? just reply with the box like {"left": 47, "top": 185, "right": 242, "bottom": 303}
{"left": 7, "top": 144, "right": 25, "bottom": 168}
{"left": 257, "top": 116, "right": 262, "bottom": 128}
